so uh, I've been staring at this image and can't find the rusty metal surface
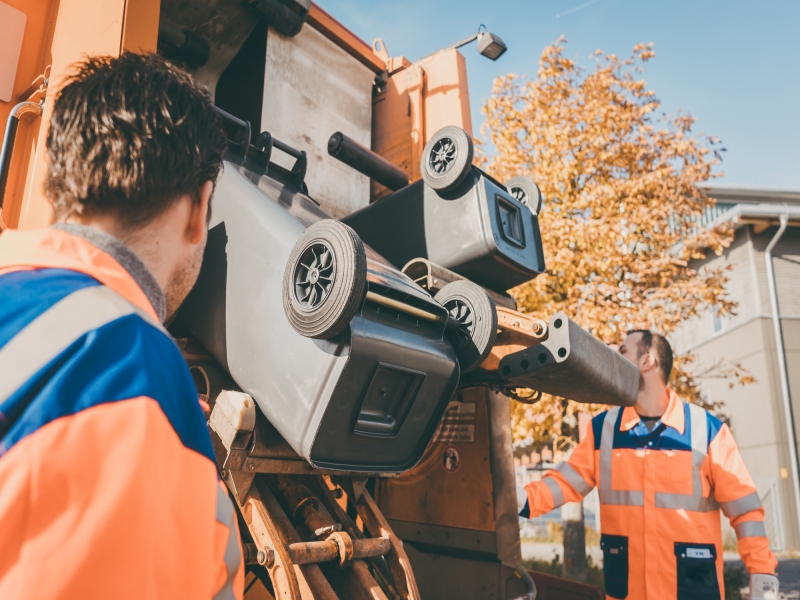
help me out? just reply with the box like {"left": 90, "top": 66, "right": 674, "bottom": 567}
{"left": 242, "top": 480, "right": 303, "bottom": 599}
{"left": 374, "top": 389, "right": 497, "bottom": 534}
{"left": 352, "top": 538, "right": 392, "bottom": 560}
{"left": 312, "top": 478, "right": 406, "bottom": 600}
{"left": 353, "top": 488, "right": 421, "bottom": 600}
{"left": 486, "top": 390, "right": 523, "bottom": 566}
{"left": 274, "top": 477, "right": 335, "bottom": 535}
{"left": 273, "top": 476, "right": 389, "bottom": 600}
{"left": 286, "top": 541, "right": 338, "bottom": 565}
{"left": 252, "top": 477, "right": 339, "bottom": 599}
{"left": 261, "top": 22, "right": 375, "bottom": 218}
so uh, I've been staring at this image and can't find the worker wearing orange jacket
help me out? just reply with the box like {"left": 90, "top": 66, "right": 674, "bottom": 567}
{"left": 0, "top": 54, "right": 243, "bottom": 598}
{"left": 520, "top": 330, "right": 778, "bottom": 600}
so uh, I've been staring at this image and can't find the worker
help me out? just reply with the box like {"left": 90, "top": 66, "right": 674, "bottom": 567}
{"left": 0, "top": 54, "right": 243, "bottom": 598}
{"left": 520, "top": 330, "right": 778, "bottom": 600}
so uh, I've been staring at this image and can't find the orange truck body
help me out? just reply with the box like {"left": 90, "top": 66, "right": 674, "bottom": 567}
{"left": 0, "top": 0, "right": 471, "bottom": 229}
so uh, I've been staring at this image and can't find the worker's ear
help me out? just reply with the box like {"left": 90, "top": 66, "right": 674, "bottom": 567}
{"left": 187, "top": 180, "right": 214, "bottom": 245}
{"left": 639, "top": 351, "right": 657, "bottom": 374}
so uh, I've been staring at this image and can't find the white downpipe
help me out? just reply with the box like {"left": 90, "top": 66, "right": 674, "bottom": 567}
{"left": 764, "top": 213, "right": 800, "bottom": 541}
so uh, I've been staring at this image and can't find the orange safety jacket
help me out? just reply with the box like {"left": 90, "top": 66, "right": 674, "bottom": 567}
{"left": 522, "top": 389, "right": 776, "bottom": 600}
{"left": 0, "top": 226, "right": 244, "bottom": 599}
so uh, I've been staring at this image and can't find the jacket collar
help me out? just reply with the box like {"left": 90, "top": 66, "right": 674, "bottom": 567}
{"left": 0, "top": 227, "right": 165, "bottom": 322}
{"left": 50, "top": 224, "right": 166, "bottom": 322}
{"left": 619, "top": 388, "right": 685, "bottom": 434}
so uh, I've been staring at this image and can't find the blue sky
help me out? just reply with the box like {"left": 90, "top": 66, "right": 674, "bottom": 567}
{"left": 318, "top": 0, "right": 800, "bottom": 189}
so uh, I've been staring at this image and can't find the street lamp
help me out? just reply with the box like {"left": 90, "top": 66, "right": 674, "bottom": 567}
{"left": 443, "top": 25, "right": 508, "bottom": 61}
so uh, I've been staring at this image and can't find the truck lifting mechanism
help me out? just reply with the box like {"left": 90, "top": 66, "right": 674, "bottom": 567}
{"left": 0, "top": 0, "right": 639, "bottom": 597}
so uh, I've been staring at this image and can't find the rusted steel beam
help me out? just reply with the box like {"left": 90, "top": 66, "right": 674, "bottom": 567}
{"left": 274, "top": 477, "right": 333, "bottom": 536}
{"left": 251, "top": 478, "right": 339, "bottom": 600}
{"left": 353, "top": 489, "right": 422, "bottom": 600}
{"left": 273, "top": 476, "right": 389, "bottom": 600}
{"left": 284, "top": 537, "right": 394, "bottom": 566}
{"left": 312, "top": 477, "right": 405, "bottom": 600}
{"left": 286, "top": 541, "right": 338, "bottom": 565}
{"left": 241, "top": 480, "right": 302, "bottom": 599}
{"left": 353, "top": 538, "right": 392, "bottom": 560}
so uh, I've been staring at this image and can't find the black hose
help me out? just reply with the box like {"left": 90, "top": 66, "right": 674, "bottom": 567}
{"left": 0, "top": 115, "right": 20, "bottom": 210}
{"left": 0, "top": 102, "right": 43, "bottom": 211}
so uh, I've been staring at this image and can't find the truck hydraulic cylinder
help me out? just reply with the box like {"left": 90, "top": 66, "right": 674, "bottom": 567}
{"left": 328, "top": 132, "right": 408, "bottom": 191}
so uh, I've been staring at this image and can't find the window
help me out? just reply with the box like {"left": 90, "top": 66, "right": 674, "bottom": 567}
{"left": 712, "top": 304, "right": 723, "bottom": 333}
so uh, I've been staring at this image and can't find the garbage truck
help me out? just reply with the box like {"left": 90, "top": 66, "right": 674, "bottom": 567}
{"left": 0, "top": 1, "right": 640, "bottom": 597}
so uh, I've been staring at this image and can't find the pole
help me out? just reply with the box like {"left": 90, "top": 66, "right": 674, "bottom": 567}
{"left": 764, "top": 213, "right": 800, "bottom": 542}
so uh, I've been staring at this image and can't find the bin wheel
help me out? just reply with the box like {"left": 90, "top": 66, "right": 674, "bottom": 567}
{"left": 505, "top": 176, "right": 543, "bottom": 214}
{"left": 435, "top": 280, "right": 497, "bottom": 373}
{"left": 283, "top": 220, "right": 367, "bottom": 339}
{"left": 421, "top": 126, "right": 474, "bottom": 193}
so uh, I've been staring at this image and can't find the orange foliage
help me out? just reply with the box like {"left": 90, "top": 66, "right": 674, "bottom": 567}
{"left": 478, "top": 39, "right": 749, "bottom": 445}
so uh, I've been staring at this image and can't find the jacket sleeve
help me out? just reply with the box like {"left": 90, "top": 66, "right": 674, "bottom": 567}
{"left": 708, "top": 424, "right": 777, "bottom": 576}
{"left": 0, "top": 396, "right": 244, "bottom": 599}
{"left": 523, "top": 424, "right": 597, "bottom": 517}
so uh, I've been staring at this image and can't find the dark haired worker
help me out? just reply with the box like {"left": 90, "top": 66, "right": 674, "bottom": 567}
{"left": 0, "top": 54, "right": 242, "bottom": 599}
{"left": 520, "top": 330, "right": 778, "bottom": 600}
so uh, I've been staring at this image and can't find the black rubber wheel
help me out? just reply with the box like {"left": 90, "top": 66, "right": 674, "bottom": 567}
{"left": 421, "top": 126, "right": 474, "bottom": 193}
{"left": 505, "top": 176, "right": 543, "bottom": 214}
{"left": 283, "top": 220, "right": 367, "bottom": 339}
{"left": 435, "top": 280, "right": 497, "bottom": 373}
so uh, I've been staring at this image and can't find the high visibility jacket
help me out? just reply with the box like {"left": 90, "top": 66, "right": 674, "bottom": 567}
{"left": 522, "top": 389, "right": 777, "bottom": 600}
{"left": 0, "top": 226, "right": 244, "bottom": 599}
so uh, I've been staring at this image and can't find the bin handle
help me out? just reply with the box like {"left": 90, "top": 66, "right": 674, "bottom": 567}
{"left": 0, "top": 101, "right": 44, "bottom": 228}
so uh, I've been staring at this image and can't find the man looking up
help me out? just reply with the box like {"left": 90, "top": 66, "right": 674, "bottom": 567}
{"left": 520, "top": 330, "right": 778, "bottom": 599}
{"left": 0, "top": 53, "right": 243, "bottom": 599}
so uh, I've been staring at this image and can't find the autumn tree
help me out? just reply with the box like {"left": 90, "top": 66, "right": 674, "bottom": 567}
{"left": 479, "top": 38, "right": 737, "bottom": 581}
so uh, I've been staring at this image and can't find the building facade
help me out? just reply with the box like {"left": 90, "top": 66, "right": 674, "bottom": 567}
{"left": 671, "top": 186, "right": 800, "bottom": 551}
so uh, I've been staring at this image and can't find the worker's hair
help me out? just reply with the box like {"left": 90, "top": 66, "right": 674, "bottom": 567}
{"left": 628, "top": 329, "right": 673, "bottom": 385}
{"left": 45, "top": 53, "right": 226, "bottom": 226}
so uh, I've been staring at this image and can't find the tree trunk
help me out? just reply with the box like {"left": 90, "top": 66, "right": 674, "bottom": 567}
{"left": 561, "top": 500, "right": 588, "bottom": 582}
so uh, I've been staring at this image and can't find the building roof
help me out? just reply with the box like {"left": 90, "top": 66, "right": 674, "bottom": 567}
{"left": 695, "top": 185, "right": 800, "bottom": 231}
{"left": 702, "top": 185, "right": 800, "bottom": 206}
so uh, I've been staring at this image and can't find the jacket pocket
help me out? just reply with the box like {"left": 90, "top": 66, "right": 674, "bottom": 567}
{"left": 601, "top": 534, "right": 628, "bottom": 599}
{"left": 674, "top": 542, "right": 720, "bottom": 600}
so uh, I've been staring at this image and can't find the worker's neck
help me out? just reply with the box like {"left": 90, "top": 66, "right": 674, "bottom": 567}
{"left": 635, "top": 379, "right": 670, "bottom": 418}
{"left": 62, "top": 213, "right": 176, "bottom": 294}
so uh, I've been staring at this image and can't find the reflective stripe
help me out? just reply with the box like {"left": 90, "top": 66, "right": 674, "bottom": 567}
{"left": 734, "top": 520, "right": 767, "bottom": 539}
{"left": 555, "top": 461, "right": 592, "bottom": 497}
{"left": 654, "top": 404, "right": 718, "bottom": 513}
{"left": 719, "top": 491, "right": 762, "bottom": 518}
{"left": 599, "top": 407, "right": 620, "bottom": 491}
{"left": 214, "top": 484, "right": 241, "bottom": 600}
{"left": 654, "top": 493, "right": 717, "bottom": 512}
{"left": 0, "top": 286, "right": 165, "bottom": 404}
{"left": 216, "top": 482, "right": 235, "bottom": 525}
{"left": 543, "top": 477, "right": 565, "bottom": 508}
{"left": 598, "top": 408, "right": 643, "bottom": 506}
{"left": 599, "top": 489, "right": 644, "bottom": 507}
